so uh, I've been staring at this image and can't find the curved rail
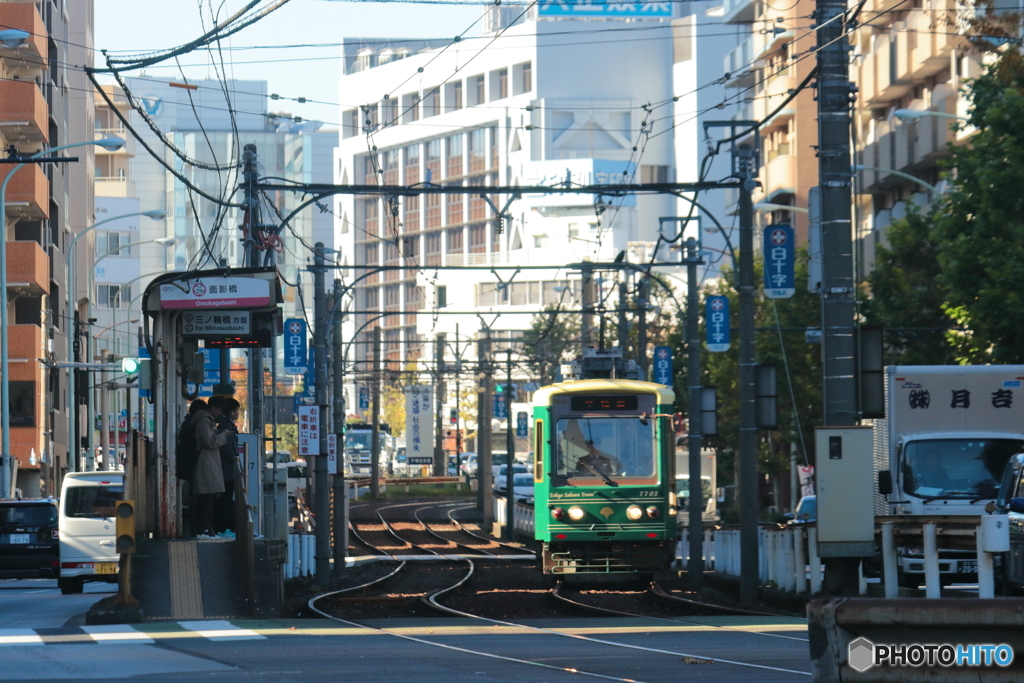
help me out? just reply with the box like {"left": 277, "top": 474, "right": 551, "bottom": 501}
{"left": 447, "top": 504, "right": 535, "bottom": 555}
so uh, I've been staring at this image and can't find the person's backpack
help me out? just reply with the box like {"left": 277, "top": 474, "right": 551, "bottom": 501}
{"left": 176, "top": 417, "right": 200, "bottom": 479}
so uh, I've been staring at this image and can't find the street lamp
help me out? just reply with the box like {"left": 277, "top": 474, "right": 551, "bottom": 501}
{"left": 1, "top": 136, "right": 125, "bottom": 496}
{"left": 65, "top": 209, "right": 164, "bottom": 474}
{"left": 852, "top": 165, "right": 939, "bottom": 194}
{"left": 893, "top": 108, "right": 970, "bottom": 123}
{"left": 754, "top": 202, "right": 809, "bottom": 214}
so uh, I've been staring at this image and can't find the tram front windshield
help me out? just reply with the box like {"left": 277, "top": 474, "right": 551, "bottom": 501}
{"left": 553, "top": 417, "right": 658, "bottom": 485}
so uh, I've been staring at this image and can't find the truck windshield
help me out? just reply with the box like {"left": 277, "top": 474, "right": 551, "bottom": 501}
{"left": 345, "top": 432, "right": 372, "bottom": 451}
{"left": 902, "top": 438, "right": 1024, "bottom": 500}
{"left": 554, "top": 416, "right": 658, "bottom": 485}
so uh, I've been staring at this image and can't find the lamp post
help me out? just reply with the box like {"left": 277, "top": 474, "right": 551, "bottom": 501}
{"left": 1, "top": 136, "right": 125, "bottom": 496}
{"left": 852, "top": 165, "right": 939, "bottom": 194}
{"left": 893, "top": 108, "right": 970, "bottom": 123}
{"left": 754, "top": 202, "right": 809, "bottom": 214}
{"left": 65, "top": 209, "right": 164, "bottom": 474}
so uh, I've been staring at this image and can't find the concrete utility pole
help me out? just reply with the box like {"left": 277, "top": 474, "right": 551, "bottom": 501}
{"left": 737, "top": 143, "right": 760, "bottom": 606}
{"left": 476, "top": 330, "right": 493, "bottom": 526}
{"left": 504, "top": 348, "right": 515, "bottom": 541}
{"left": 241, "top": 144, "right": 264, "bottom": 460}
{"left": 370, "top": 327, "right": 382, "bottom": 499}
{"left": 617, "top": 281, "right": 628, "bottom": 352}
{"left": 637, "top": 278, "right": 650, "bottom": 378}
{"left": 313, "top": 243, "right": 331, "bottom": 587}
{"left": 816, "top": 0, "right": 860, "bottom": 594}
{"left": 683, "top": 236, "right": 705, "bottom": 584}
{"left": 580, "top": 263, "right": 594, "bottom": 348}
{"left": 331, "top": 279, "right": 347, "bottom": 576}
{"left": 434, "top": 333, "right": 446, "bottom": 477}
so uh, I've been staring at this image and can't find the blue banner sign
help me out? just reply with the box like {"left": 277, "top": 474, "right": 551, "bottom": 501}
{"left": 358, "top": 386, "right": 370, "bottom": 410}
{"left": 494, "top": 393, "right": 508, "bottom": 420}
{"left": 538, "top": 0, "right": 673, "bottom": 18}
{"left": 652, "top": 346, "right": 673, "bottom": 386}
{"left": 763, "top": 225, "right": 796, "bottom": 299}
{"left": 516, "top": 411, "right": 529, "bottom": 438}
{"left": 705, "top": 295, "right": 731, "bottom": 352}
{"left": 283, "top": 318, "right": 307, "bottom": 375}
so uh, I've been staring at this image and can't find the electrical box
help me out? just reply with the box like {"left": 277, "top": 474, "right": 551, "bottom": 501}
{"left": 816, "top": 426, "right": 875, "bottom": 557}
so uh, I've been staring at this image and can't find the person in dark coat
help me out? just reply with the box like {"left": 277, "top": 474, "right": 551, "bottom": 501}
{"left": 211, "top": 396, "right": 240, "bottom": 533}
{"left": 193, "top": 400, "right": 228, "bottom": 537}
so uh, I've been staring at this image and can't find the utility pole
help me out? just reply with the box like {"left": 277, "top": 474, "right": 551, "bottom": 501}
{"left": 332, "top": 278, "right": 347, "bottom": 575}
{"left": 637, "top": 278, "right": 649, "bottom": 377}
{"left": 370, "top": 326, "right": 382, "bottom": 499}
{"left": 817, "top": 0, "right": 860, "bottom": 594}
{"left": 434, "top": 333, "right": 446, "bottom": 477}
{"left": 617, "top": 280, "right": 628, "bottom": 352}
{"left": 86, "top": 320, "right": 96, "bottom": 472}
{"left": 313, "top": 243, "right": 330, "bottom": 587}
{"left": 737, "top": 143, "right": 759, "bottom": 606}
{"left": 241, "top": 144, "right": 265, "bottom": 463}
{"left": 504, "top": 348, "right": 515, "bottom": 541}
{"left": 70, "top": 312, "right": 83, "bottom": 474}
{"left": 580, "top": 263, "right": 594, "bottom": 348}
{"left": 100, "top": 351, "right": 110, "bottom": 471}
{"left": 683, "top": 236, "right": 705, "bottom": 584}
{"left": 477, "top": 330, "right": 493, "bottom": 527}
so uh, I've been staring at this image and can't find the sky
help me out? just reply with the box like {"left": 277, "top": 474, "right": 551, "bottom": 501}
{"left": 93, "top": 0, "right": 484, "bottom": 126}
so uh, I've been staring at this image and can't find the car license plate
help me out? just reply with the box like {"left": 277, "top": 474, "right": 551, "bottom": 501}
{"left": 9, "top": 534, "right": 30, "bottom": 544}
{"left": 95, "top": 563, "right": 118, "bottom": 575}
{"left": 959, "top": 563, "right": 978, "bottom": 573}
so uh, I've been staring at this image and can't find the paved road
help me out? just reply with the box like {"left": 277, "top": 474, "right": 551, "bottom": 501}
{"left": 0, "top": 613, "right": 811, "bottom": 682}
{"left": 0, "top": 579, "right": 114, "bottom": 628}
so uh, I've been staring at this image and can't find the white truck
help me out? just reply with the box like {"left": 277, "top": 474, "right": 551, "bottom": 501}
{"left": 675, "top": 448, "right": 718, "bottom": 525}
{"left": 874, "top": 365, "right": 1024, "bottom": 586}
{"left": 344, "top": 423, "right": 394, "bottom": 476}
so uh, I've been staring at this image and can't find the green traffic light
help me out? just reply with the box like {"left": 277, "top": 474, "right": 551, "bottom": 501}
{"left": 121, "top": 358, "right": 140, "bottom": 374}
{"left": 495, "top": 384, "right": 504, "bottom": 393}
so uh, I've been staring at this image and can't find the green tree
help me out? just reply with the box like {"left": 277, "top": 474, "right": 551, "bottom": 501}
{"left": 932, "top": 50, "right": 1024, "bottom": 362}
{"left": 521, "top": 304, "right": 580, "bottom": 385}
{"left": 863, "top": 205, "right": 957, "bottom": 365}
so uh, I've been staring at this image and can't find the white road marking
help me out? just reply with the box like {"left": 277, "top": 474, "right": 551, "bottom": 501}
{"left": 177, "top": 620, "right": 265, "bottom": 641}
{"left": 0, "top": 629, "right": 44, "bottom": 646}
{"left": 82, "top": 624, "right": 155, "bottom": 644}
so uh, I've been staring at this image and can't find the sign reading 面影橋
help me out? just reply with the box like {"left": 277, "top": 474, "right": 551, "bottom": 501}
{"left": 537, "top": 0, "right": 673, "bottom": 18}
{"left": 405, "top": 386, "right": 434, "bottom": 465}
{"left": 182, "top": 311, "right": 251, "bottom": 336}
{"left": 705, "top": 295, "right": 731, "bottom": 352}
{"left": 159, "top": 277, "right": 270, "bottom": 309}
{"left": 763, "top": 224, "right": 795, "bottom": 299}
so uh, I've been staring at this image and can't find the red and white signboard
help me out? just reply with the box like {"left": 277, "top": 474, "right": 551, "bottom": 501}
{"left": 327, "top": 433, "right": 338, "bottom": 475}
{"left": 799, "top": 465, "right": 815, "bottom": 497}
{"left": 159, "top": 277, "right": 271, "bottom": 309}
{"left": 298, "top": 405, "right": 320, "bottom": 457}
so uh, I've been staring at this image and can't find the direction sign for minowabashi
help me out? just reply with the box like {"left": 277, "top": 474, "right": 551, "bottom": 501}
{"left": 705, "top": 295, "right": 731, "bottom": 352}
{"left": 283, "top": 318, "right": 307, "bottom": 375}
{"left": 763, "top": 224, "right": 796, "bottom": 298}
{"left": 182, "top": 311, "right": 251, "bottom": 336}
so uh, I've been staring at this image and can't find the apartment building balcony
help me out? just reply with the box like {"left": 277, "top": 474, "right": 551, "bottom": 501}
{"left": 2, "top": 163, "right": 48, "bottom": 219}
{"left": 0, "top": 2, "right": 46, "bottom": 76}
{"left": 724, "top": 36, "right": 755, "bottom": 89}
{"left": 722, "top": 0, "right": 757, "bottom": 24}
{"left": 95, "top": 177, "right": 136, "bottom": 198}
{"left": 0, "top": 79, "right": 47, "bottom": 143}
{"left": 5, "top": 239, "right": 49, "bottom": 297}
{"left": 760, "top": 153, "right": 795, "bottom": 203}
{"left": 6, "top": 323, "right": 44, "bottom": 380}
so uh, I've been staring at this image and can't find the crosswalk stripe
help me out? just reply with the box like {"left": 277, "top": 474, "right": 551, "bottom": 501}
{"left": 81, "top": 624, "right": 156, "bottom": 644}
{"left": 177, "top": 620, "right": 266, "bottom": 641}
{"left": 0, "top": 629, "right": 44, "bottom": 646}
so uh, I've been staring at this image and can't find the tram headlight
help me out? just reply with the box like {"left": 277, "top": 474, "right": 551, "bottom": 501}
{"left": 567, "top": 506, "right": 586, "bottom": 521}
{"left": 626, "top": 505, "right": 644, "bottom": 521}
{"left": 551, "top": 507, "right": 567, "bottom": 521}
{"left": 646, "top": 506, "right": 660, "bottom": 519}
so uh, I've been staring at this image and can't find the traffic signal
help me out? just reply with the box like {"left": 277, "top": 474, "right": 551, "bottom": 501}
{"left": 115, "top": 500, "right": 136, "bottom": 554}
{"left": 121, "top": 357, "right": 140, "bottom": 374}
{"left": 449, "top": 408, "right": 457, "bottom": 425}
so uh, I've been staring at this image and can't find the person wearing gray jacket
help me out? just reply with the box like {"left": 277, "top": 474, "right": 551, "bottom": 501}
{"left": 192, "top": 402, "right": 228, "bottom": 537}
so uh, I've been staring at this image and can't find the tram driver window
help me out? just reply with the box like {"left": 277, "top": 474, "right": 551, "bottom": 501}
{"left": 554, "top": 417, "right": 657, "bottom": 483}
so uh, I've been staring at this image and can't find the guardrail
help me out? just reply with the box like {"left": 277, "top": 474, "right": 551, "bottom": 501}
{"left": 689, "top": 525, "right": 823, "bottom": 594}
{"left": 494, "top": 495, "right": 534, "bottom": 535}
{"left": 285, "top": 532, "right": 315, "bottom": 579}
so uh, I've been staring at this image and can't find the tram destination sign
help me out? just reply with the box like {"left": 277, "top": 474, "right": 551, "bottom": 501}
{"left": 182, "top": 311, "right": 251, "bottom": 336}
{"left": 159, "top": 277, "right": 270, "bottom": 309}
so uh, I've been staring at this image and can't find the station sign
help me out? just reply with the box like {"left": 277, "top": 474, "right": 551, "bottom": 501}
{"left": 159, "top": 277, "right": 270, "bottom": 309}
{"left": 182, "top": 311, "right": 251, "bottom": 336}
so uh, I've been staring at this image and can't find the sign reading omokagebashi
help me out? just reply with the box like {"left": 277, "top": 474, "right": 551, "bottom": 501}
{"left": 159, "top": 277, "right": 271, "bottom": 309}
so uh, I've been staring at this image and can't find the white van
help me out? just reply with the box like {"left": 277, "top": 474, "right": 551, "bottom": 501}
{"left": 58, "top": 471, "right": 124, "bottom": 594}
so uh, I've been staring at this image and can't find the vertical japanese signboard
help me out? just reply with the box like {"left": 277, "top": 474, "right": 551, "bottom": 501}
{"left": 404, "top": 385, "right": 434, "bottom": 465}
{"left": 298, "top": 405, "right": 320, "bottom": 457}
{"left": 327, "top": 433, "right": 338, "bottom": 475}
{"left": 653, "top": 346, "right": 673, "bottom": 386}
{"left": 358, "top": 386, "right": 370, "bottom": 410}
{"left": 763, "top": 225, "right": 796, "bottom": 298}
{"left": 705, "top": 295, "right": 731, "bottom": 352}
{"left": 283, "top": 318, "right": 308, "bottom": 375}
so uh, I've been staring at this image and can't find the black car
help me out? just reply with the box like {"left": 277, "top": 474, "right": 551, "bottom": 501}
{"left": 0, "top": 499, "right": 60, "bottom": 579}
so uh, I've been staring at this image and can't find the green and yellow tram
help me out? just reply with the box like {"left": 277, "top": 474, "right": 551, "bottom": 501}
{"left": 532, "top": 378, "right": 679, "bottom": 575}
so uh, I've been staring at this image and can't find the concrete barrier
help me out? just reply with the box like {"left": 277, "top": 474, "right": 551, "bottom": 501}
{"left": 808, "top": 598, "right": 1024, "bottom": 681}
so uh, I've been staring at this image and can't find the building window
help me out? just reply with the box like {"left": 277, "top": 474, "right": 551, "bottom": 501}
{"left": 100, "top": 231, "right": 130, "bottom": 257}
{"left": 446, "top": 134, "right": 463, "bottom": 177}
{"left": 497, "top": 69, "right": 508, "bottom": 99}
{"left": 469, "top": 223, "right": 486, "bottom": 253}
{"left": 403, "top": 93, "right": 419, "bottom": 122}
{"left": 424, "top": 88, "right": 440, "bottom": 118}
{"left": 97, "top": 284, "right": 130, "bottom": 309}
{"left": 10, "top": 381, "right": 35, "bottom": 427}
{"left": 468, "top": 128, "right": 487, "bottom": 173}
{"left": 514, "top": 62, "right": 532, "bottom": 95}
{"left": 523, "top": 62, "right": 532, "bottom": 93}
{"left": 436, "top": 285, "right": 447, "bottom": 308}
{"left": 473, "top": 75, "right": 485, "bottom": 105}
{"left": 447, "top": 227, "right": 464, "bottom": 253}
{"left": 640, "top": 165, "right": 669, "bottom": 183}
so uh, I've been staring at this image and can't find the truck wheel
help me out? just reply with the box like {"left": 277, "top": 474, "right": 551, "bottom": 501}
{"left": 59, "top": 578, "right": 83, "bottom": 595}
{"left": 897, "top": 573, "right": 920, "bottom": 590}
